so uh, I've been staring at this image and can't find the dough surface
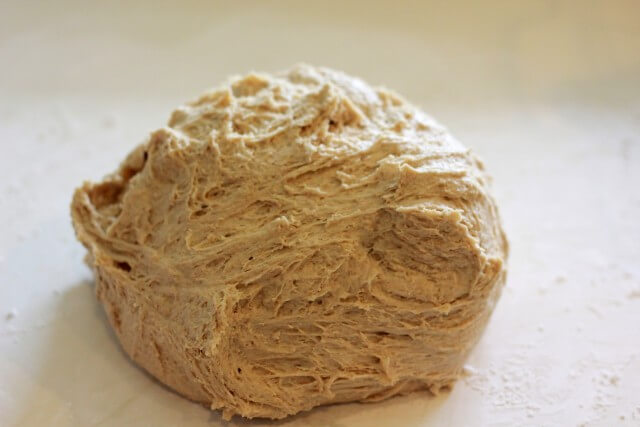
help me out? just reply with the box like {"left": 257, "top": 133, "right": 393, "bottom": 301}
{"left": 71, "top": 65, "right": 508, "bottom": 420}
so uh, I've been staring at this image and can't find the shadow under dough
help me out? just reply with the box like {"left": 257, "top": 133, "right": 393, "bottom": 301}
{"left": 223, "top": 389, "right": 448, "bottom": 427}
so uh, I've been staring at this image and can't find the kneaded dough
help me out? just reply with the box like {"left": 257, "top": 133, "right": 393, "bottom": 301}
{"left": 71, "top": 65, "right": 508, "bottom": 420}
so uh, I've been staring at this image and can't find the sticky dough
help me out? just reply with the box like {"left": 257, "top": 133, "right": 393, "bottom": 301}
{"left": 71, "top": 65, "right": 508, "bottom": 420}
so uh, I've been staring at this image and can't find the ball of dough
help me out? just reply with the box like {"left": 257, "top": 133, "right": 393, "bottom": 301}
{"left": 71, "top": 65, "right": 508, "bottom": 420}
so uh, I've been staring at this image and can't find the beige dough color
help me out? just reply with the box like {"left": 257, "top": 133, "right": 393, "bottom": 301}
{"left": 71, "top": 65, "right": 508, "bottom": 420}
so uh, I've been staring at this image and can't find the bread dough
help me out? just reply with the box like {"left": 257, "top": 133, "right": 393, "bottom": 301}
{"left": 71, "top": 65, "right": 508, "bottom": 420}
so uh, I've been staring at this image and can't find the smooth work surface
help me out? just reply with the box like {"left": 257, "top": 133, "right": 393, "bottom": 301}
{"left": 1, "top": 1, "right": 639, "bottom": 426}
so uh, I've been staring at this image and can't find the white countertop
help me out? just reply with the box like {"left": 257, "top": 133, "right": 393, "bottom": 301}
{"left": 1, "top": 1, "right": 639, "bottom": 426}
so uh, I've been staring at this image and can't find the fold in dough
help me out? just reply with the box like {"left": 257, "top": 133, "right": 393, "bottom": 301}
{"left": 71, "top": 65, "right": 508, "bottom": 420}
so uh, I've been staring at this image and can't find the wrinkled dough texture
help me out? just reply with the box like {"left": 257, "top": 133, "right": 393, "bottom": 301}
{"left": 71, "top": 65, "right": 508, "bottom": 420}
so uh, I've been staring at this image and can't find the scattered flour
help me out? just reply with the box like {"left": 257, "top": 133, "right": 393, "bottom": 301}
{"left": 554, "top": 275, "right": 567, "bottom": 284}
{"left": 102, "top": 114, "right": 117, "bottom": 129}
{"left": 463, "top": 351, "right": 632, "bottom": 424}
{"left": 5, "top": 309, "right": 17, "bottom": 321}
{"left": 462, "top": 351, "right": 546, "bottom": 418}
